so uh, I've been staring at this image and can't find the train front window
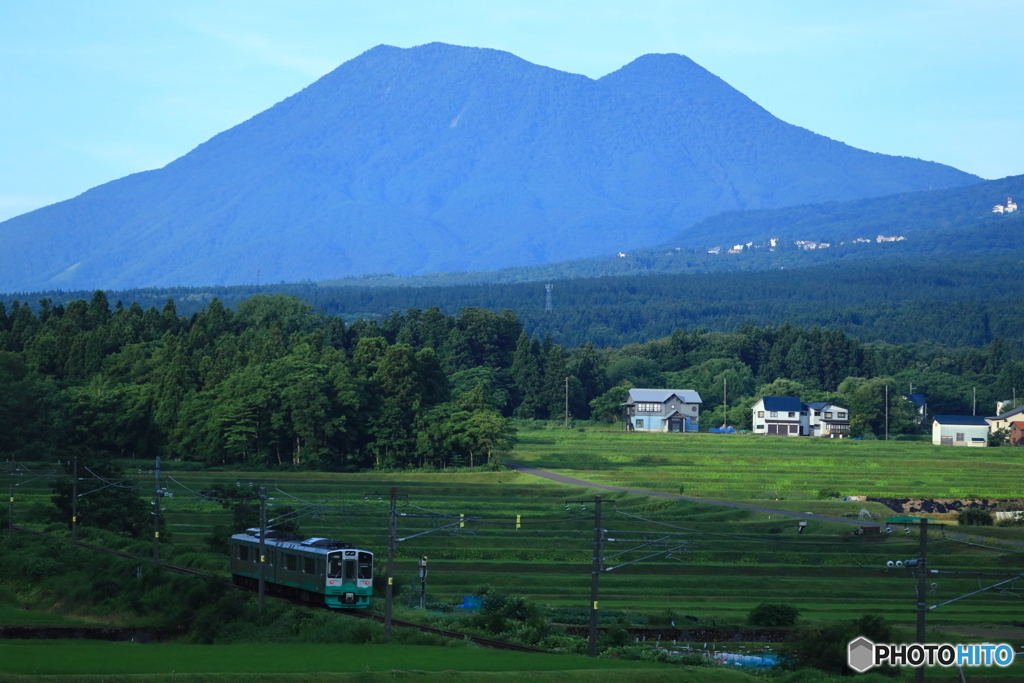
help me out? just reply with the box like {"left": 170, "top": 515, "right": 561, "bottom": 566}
{"left": 358, "top": 552, "right": 373, "bottom": 580}
{"left": 328, "top": 553, "right": 344, "bottom": 579}
{"left": 344, "top": 559, "right": 356, "bottom": 581}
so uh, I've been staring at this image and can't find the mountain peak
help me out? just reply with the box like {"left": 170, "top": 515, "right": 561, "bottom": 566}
{"left": 0, "top": 45, "right": 978, "bottom": 292}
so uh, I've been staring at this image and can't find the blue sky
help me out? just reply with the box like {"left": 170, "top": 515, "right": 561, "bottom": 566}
{"left": 2, "top": 0, "right": 1021, "bottom": 222}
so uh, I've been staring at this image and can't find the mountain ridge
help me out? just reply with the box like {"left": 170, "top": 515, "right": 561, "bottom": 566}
{"left": 0, "top": 42, "right": 979, "bottom": 293}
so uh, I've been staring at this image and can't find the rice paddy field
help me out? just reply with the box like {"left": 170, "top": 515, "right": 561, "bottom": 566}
{"left": 4, "top": 427, "right": 1023, "bottom": 659}
{"left": 511, "top": 426, "right": 1024, "bottom": 500}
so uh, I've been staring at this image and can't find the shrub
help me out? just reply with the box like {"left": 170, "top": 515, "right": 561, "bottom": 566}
{"left": 785, "top": 614, "right": 899, "bottom": 676}
{"left": 817, "top": 488, "right": 841, "bottom": 500}
{"left": 747, "top": 602, "right": 800, "bottom": 627}
{"left": 957, "top": 508, "right": 994, "bottom": 526}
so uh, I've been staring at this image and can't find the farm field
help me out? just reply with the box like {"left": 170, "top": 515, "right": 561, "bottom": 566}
{"left": 0, "top": 641, "right": 674, "bottom": 676}
{"left": 78, "top": 466, "right": 1024, "bottom": 631}
{"left": 510, "top": 427, "right": 1024, "bottom": 500}
{"left": 4, "top": 428, "right": 1023, "bottom": 661}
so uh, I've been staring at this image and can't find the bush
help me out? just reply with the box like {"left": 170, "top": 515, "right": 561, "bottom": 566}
{"left": 747, "top": 602, "right": 800, "bottom": 627}
{"left": 957, "top": 508, "right": 994, "bottom": 526}
{"left": 785, "top": 614, "right": 899, "bottom": 676}
{"left": 817, "top": 488, "right": 841, "bottom": 500}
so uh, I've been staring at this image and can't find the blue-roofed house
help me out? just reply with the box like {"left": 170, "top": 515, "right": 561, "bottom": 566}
{"left": 752, "top": 397, "right": 851, "bottom": 437}
{"left": 906, "top": 393, "right": 927, "bottom": 424}
{"left": 622, "top": 388, "right": 702, "bottom": 432}
{"left": 751, "top": 396, "right": 809, "bottom": 436}
{"left": 932, "top": 415, "right": 989, "bottom": 446}
{"left": 804, "top": 401, "right": 851, "bottom": 438}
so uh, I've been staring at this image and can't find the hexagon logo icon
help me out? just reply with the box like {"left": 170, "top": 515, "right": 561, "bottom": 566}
{"left": 848, "top": 637, "right": 875, "bottom": 673}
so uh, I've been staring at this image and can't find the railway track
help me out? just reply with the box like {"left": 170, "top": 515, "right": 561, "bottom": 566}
{"left": 11, "top": 526, "right": 552, "bottom": 653}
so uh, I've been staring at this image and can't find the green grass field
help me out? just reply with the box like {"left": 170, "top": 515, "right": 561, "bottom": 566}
{"left": 510, "top": 427, "right": 1024, "bottom": 500}
{"left": 4, "top": 426, "right": 1023, "bottom": 681}
{"left": 0, "top": 642, "right": 673, "bottom": 676}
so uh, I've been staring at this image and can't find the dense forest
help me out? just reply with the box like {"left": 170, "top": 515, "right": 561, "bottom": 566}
{"left": 2, "top": 292, "right": 1022, "bottom": 474}
{"left": 8, "top": 249, "right": 1024, "bottom": 349}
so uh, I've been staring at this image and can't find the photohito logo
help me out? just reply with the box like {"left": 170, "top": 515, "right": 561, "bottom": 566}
{"left": 847, "top": 638, "right": 1015, "bottom": 673}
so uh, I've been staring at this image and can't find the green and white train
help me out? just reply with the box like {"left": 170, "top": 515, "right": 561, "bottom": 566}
{"left": 230, "top": 530, "right": 374, "bottom": 608}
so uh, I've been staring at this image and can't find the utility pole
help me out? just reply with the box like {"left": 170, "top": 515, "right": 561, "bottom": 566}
{"left": 589, "top": 496, "right": 604, "bottom": 657}
{"left": 384, "top": 487, "right": 397, "bottom": 641}
{"left": 722, "top": 377, "right": 728, "bottom": 428}
{"left": 71, "top": 457, "right": 78, "bottom": 545}
{"left": 885, "top": 385, "right": 889, "bottom": 441}
{"left": 258, "top": 485, "right": 267, "bottom": 611}
{"left": 973, "top": 388, "right": 977, "bottom": 416}
{"left": 915, "top": 518, "right": 928, "bottom": 683}
{"left": 152, "top": 455, "right": 161, "bottom": 565}
{"left": 564, "top": 376, "right": 570, "bottom": 428}
{"left": 7, "top": 478, "right": 13, "bottom": 537}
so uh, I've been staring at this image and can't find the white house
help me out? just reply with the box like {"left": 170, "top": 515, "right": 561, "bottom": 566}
{"left": 622, "top": 388, "right": 702, "bottom": 432}
{"left": 751, "top": 397, "right": 850, "bottom": 438}
{"left": 804, "top": 402, "right": 851, "bottom": 438}
{"left": 751, "top": 396, "right": 809, "bottom": 436}
{"left": 932, "top": 415, "right": 989, "bottom": 447}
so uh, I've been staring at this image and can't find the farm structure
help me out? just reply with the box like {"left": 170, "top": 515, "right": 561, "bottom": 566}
{"left": 751, "top": 397, "right": 850, "bottom": 437}
{"left": 621, "top": 388, "right": 702, "bottom": 432}
{"left": 230, "top": 530, "right": 374, "bottom": 608}
{"left": 931, "top": 415, "right": 989, "bottom": 447}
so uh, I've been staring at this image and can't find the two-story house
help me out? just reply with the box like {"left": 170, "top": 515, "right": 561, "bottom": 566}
{"left": 622, "top": 388, "right": 702, "bottom": 432}
{"left": 805, "top": 402, "right": 851, "bottom": 438}
{"left": 751, "top": 396, "right": 808, "bottom": 436}
{"left": 751, "top": 397, "right": 851, "bottom": 438}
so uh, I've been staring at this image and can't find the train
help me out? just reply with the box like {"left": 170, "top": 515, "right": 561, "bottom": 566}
{"left": 230, "top": 529, "right": 374, "bottom": 608}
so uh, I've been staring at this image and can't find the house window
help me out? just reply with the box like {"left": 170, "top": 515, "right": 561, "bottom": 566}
{"left": 800, "top": 411, "right": 807, "bottom": 416}
{"left": 757, "top": 411, "right": 764, "bottom": 418}
{"left": 755, "top": 424, "right": 764, "bottom": 429}
{"left": 636, "top": 402, "right": 660, "bottom": 413}
{"left": 814, "top": 411, "right": 821, "bottom": 416}
{"left": 956, "top": 432, "right": 965, "bottom": 442}
{"left": 635, "top": 419, "right": 644, "bottom": 428}
{"left": 838, "top": 412, "right": 847, "bottom": 419}
{"left": 770, "top": 411, "right": 778, "bottom": 418}
{"left": 825, "top": 412, "right": 832, "bottom": 418}
{"left": 691, "top": 406, "right": 697, "bottom": 412}
{"left": 788, "top": 412, "right": 796, "bottom": 418}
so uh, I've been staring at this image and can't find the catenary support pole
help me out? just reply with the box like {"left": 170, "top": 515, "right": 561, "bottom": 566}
{"left": 152, "top": 455, "right": 161, "bottom": 565}
{"left": 385, "top": 486, "right": 397, "bottom": 640}
{"left": 916, "top": 518, "right": 928, "bottom": 683}
{"left": 588, "top": 495, "right": 603, "bottom": 658}
{"left": 7, "top": 478, "right": 13, "bottom": 536}
{"left": 71, "top": 457, "right": 78, "bottom": 544}
{"left": 258, "top": 485, "right": 267, "bottom": 611}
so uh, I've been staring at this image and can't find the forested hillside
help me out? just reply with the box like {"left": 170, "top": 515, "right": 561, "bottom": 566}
{"left": 2, "top": 292, "right": 1021, "bottom": 472}
{"left": 0, "top": 43, "right": 976, "bottom": 292}
{"left": 9, "top": 249, "right": 1024, "bottom": 349}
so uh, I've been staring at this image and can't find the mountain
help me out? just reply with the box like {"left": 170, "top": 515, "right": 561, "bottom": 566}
{"left": 0, "top": 42, "right": 979, "bottom": 293}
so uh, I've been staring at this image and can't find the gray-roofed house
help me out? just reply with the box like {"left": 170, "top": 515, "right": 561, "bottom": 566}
{"left": 622, "top": 388, "right": 702, "bottom": 432}
{"left": 932, "top": 415, "right": 990, "bottom": 447}
{"left": 986, "top": 404, "right": 1024, "bottom": 433}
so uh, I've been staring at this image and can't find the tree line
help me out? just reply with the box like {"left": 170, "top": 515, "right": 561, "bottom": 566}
{"left": 2, "top": 292, "right": 1023, "bottom": 473}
